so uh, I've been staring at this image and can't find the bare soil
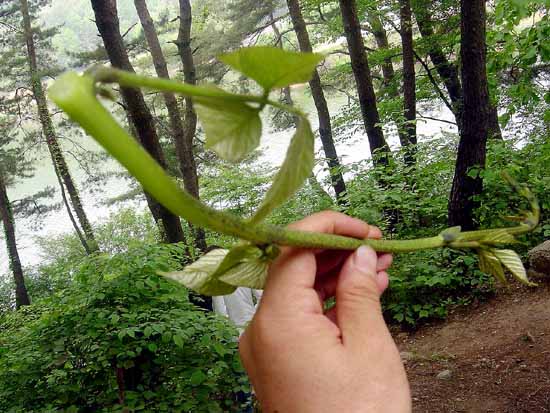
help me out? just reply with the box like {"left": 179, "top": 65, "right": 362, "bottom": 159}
{"left": 394, "top": 274, "right": 550, "bottom": 413}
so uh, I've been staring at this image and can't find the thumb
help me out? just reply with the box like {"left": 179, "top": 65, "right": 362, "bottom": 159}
{"left": 335, "top": 246, "right": 389, "bottom": 349}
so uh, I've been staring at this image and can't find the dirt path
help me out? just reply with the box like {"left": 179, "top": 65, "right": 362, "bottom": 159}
{"left": 395, "top": 276, "right": 550, "bottom": 412}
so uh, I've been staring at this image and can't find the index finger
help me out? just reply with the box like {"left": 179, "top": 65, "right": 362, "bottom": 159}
{"left": 287, "top": 210, "right": 381, "bottom": 241}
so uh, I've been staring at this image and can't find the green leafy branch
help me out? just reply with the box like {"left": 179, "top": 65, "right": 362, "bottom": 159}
{"left": 48, "top": 46, "right": 540, "bottom": 296}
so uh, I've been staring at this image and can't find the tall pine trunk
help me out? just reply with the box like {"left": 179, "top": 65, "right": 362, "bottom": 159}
{"left": 91, "top": 0, "right": 186, "bottom": 244}
{"left": 368, "top": 15, "right": 395, "bottom": 89}
{"left": 413, "top": 0, "right": 501, "bottom": 139}
{"left": 338, "top": 0, "right": 391, "bottom": 167}
{"left": 0, "top": 171, "right": 30, "bottom": 309}
{"left": 285, "top": 0, "right": 348, "bottom": 205}
{"left": 20, "top": 0, "right": 98, "bottom": 253}
{"left": 133, "top": 0, "right": 206, "bottom": 251}
{"left": 448, "top": 0, "right": 490, "bottom": 229}
{"left": 174, "top": 0, "right": 200, "bottom": 197}
{"left": 365, "top": 13, "right": 411, "bottom": 151}
{"left": 413, "top": 3, "right": 464, "bottom": 125}
{"left": 173, "top": 0, "right": 208, "bottom": 252}
{"left": 399, "top": 0, "right": 417, "bottom": 165}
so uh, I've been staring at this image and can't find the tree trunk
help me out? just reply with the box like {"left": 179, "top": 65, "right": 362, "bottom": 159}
{"left": 488, "top": 104, "right": 503, "bottom": 140}
{"left": 399, "top": 0, "right": 417, "bottom": 165}
{"left": 413, "top": 2, "right": 464, "bottom": 126}
{"left": 0, "top": 171, "right": 30, "bottom": 309}
{"left": 338, "top": 0, "right": 391, "bottom": 167}
{"left": 413, "top": 0, "right": 502, "bottom": 140}
{"left": 172, "top": 0, "right": 208, "bottom": 252}
{"left": 53, "top": 160, "right": 92, "bottom": 255}
{"left": 367, "top": 14, "right": 395, "bottom": 89}
{"left": 133, "top": 0, "right": 206, "bottom": 251}
{"left": 20, "top": 0, "right": 98, "bottom": 253}
{"left": 363, "top": 13, "right": 411, "bottom": 151}
{"left": 448, "top": 0, "right": 490, "bottom": 230}
{"left": 285, "top": 0, "right": 348, "bottom": 205}
{"left": 91, "top": 0, "right": 186, "bottom": 244}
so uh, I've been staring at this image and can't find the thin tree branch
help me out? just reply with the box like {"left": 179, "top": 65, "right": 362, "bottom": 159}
{"left": 121, "top": 22, "right": 138, "bottom": 39}
{"left": 413, "top": 49, "right": 455, "bottom": 114}
{"left": 417, "top": 114, "right": 457, "bottom": 125}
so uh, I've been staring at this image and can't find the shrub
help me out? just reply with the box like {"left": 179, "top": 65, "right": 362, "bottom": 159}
{"left": 0, "top": 244, "right": 248, "bottom": 412}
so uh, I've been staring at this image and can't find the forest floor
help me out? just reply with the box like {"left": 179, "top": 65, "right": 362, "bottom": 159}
{"left": 394, "top": 273, "right": 550, "bottom": 413}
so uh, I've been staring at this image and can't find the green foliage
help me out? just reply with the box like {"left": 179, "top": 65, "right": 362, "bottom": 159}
{"left": 196, "top": 100, "right": 262, "bottom": 163}
{"left": 251, "top": 119, "right": 315, "bottom": 223}
{"left": 343, "top": 130, "right": 549, "bottom": 325}
{"left": 162, "top": 249, "right": 237, "bottom": 296}
{"left": 0, "top": 244, "right": 248, "bottom": 412}
{"left": 219, "top": 46, "right": 324, "bottom": 91}
{"left": 384, "top": 249, "right": 493, "bottom": 325}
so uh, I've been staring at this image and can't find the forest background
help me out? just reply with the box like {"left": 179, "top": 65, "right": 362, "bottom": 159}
{"left": 0, "top": 0, "right": 549, "bottom": 411}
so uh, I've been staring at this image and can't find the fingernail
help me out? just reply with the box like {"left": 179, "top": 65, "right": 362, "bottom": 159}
{"left": 354, "top": 246, "right": 376, "bottom": 277}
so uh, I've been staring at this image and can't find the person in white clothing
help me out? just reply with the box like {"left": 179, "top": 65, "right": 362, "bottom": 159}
{"left": 213, "top": 287, "right": 262, "bottom": 412}
{"left": 213, "top": 287, "right": 262, "bottom": 335}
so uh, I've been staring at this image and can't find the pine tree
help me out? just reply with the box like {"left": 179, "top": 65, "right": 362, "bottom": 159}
{"left": 286, "top": 0, "right": 348, "bottom": 205}
{"left": 338, "top": 0, "right": 391, "bottom": 167}
{"left": 5, "top": 0, "right": 99, "bottom": 253}
{"left": 399, "top": 0, "right": 417, "bottom": 165}
{"left": 133, "top": 0, "right": 206, "bottom": 252}
{"left": 91, "top": 0, "right": 187, "bottom": 245}
{"left": 448, "top": 0, "right": 491, "bottom": 229}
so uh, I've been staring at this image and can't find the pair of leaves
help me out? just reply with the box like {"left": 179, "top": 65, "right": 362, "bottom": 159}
{"left": 195, "top": 47, "right": 320, "bottom": 223}
{"left": 478, "top": 248, "right": 536, "bottom": 286}
{"left": 198, "top": 46, "right": 322, "bottom": 163}
{"left": 161, "top": 244, "right": 278, "bottom": 296}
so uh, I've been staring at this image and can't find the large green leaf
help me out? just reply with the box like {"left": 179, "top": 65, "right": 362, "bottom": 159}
{"left": 219, "top": 46, "right": 324, "bottom": 91}
{"left": 210, "top": 244, "right": 262, "bottom": 277}
{"left": 250, "top": 118, "right": 315, "bottom": 224}
{"left": 159, "top": 249, "right": 236, "bottom": 296}
{"left": 219, "top": 261, "right": 270, "bottom": 289}
{"left": 493, "top": 249, "right": 536, "bottom": 286}
{"left": 478, "top": 249, "right": 507, "bottom": 284}
{"left": 212, "top": 244, "right": 273, "bottom": 289}
{"left": 195, "top": 99, "right": 262, "bottom": 162}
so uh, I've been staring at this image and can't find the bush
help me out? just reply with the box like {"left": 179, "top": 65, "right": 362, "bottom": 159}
{"left": 383, "top": 249, "right": 493, "bottom": 325}
{"left": 0, "top": 244, "right": 248, "bottom": 412}
{"left": 344, "top": 132, "right": 548, "bottom": 326}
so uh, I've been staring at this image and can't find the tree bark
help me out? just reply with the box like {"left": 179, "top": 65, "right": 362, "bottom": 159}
{"left": 53, "top": 159, "right": 92, "bottom": 255}
{"left": 91, "top": 0, "right": 186, "bottom": 244}
{"left": 338, "top": 0, "right": 391, "bottom": 167}
{"left": 133, "top": 0, "right": 206, "bottom": 251}
{"left": 399, "top": 0, "right": 417, "bottom": 165}
{"left": 20, "top": 0, "right": 98, "bottom": 253}
{"left": 363, "top": 13, "right": 411, "bottom": 151}
{"left": 0, "top": 171, "right": 30, "bottom": 309}
{"left": 413, "top": 2, "right": 464, "bottom": 126}
{"left": 172, "top": 0, "right": 208, "bottom": 252}
{"left": 285, "top": 0, "right": 348, "bottom": 205}
{"left": 448, "top": 0, "right": 490, "bottom": 230}
{"left": 367, "top": 14, "right": 395, "bottom": 88}
{"left": 413, "top": 0, "right": 502, "bottom": 140}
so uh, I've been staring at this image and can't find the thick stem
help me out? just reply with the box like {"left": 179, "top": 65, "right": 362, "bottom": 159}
{"left": 49, "top": 73, "right": 536, "bottom": 254}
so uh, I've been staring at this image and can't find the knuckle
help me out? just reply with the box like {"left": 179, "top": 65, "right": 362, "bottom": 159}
{"left": 340, "top": 275, "right": 381, "bottom": 306}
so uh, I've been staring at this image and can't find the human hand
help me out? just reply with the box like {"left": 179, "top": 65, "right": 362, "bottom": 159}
{"left": 239, "top": 211, "right": 411, "bottom": 412}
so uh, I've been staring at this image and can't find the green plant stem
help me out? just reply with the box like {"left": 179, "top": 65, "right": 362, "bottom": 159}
{"left": 89, "top": 66, "right": 306, "bottom": 118}
{"left": 48, "top": 71, "right": 536, "bottom": 254}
